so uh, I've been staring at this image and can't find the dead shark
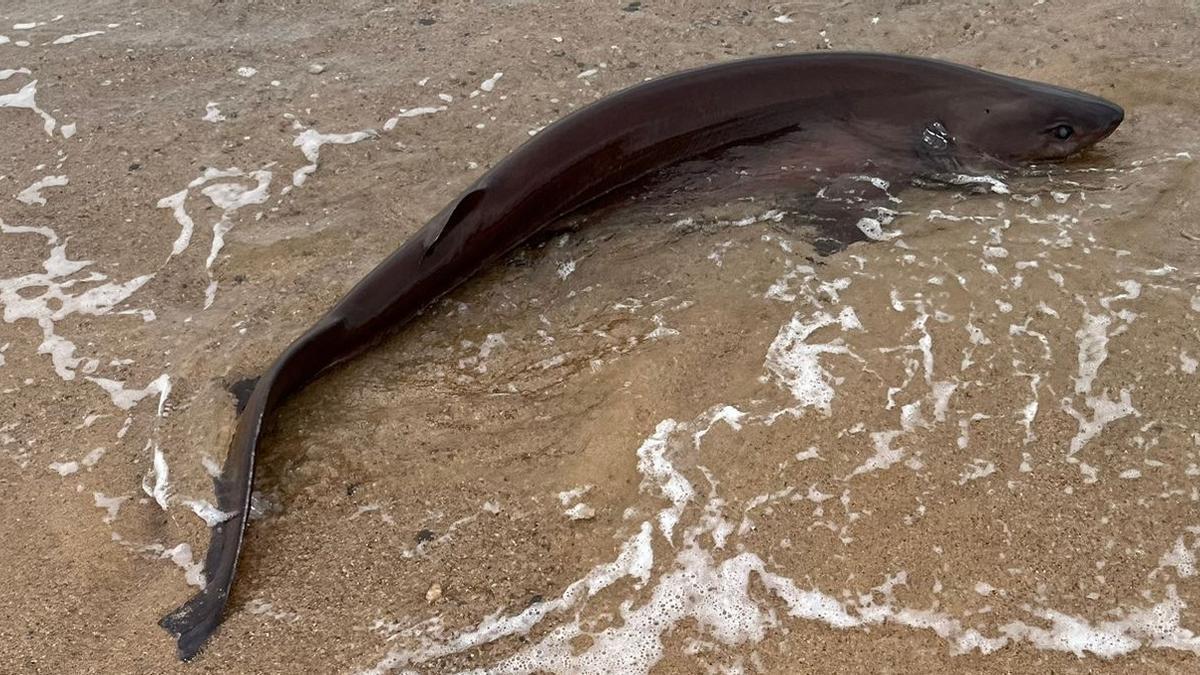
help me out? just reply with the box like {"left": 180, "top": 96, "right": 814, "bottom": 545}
{"left": 160, "top": 51, "right": 1123, "bottom": 660}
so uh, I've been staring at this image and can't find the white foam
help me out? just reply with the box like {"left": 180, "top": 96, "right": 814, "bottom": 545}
{"left": 349, "top": 503, "right": 388, "bottom": 522}
{"left": 1, "top": 218, "right": 154, "bottom": 381}
{"left": 93, "top": 492, "right": 128, "bottom": 523}
{"left": 859, "top": 583, "right": 1199, "bottom": 659}
{"left": 556, "top": 485, "right": 592, "bottom": 506}
{"left": 201, "top": 454, "right": 222, "bottom": 477}
{"left": 160, "top": 543, "right": 205, "bottom": 587}
{"left": 476, "top": 548, "right": 780, "bottom": 674}
{"left": 351, "top": 257, "right": 1200, "bottom": 672}
{"left": 142, "top": 442, "right": 171, "bottom": 509}
{"left": 855, "top": 216, "right": 900, "bottom": 241}
{"left": 189, "top": 167, "right": 244, "bottom": 188}
{"left": 198, "top": 169, "right": 272, "bottom": 307}
{"left": 931, "top": 381, "right": 957, "bottom": 422}
{"left": 1099, "top": 280, "right": 1141, "bottom": 311}
{"left": 761, "top": 571, "right": 859, "bottom": 627}
{"left": 383, "top": 106, "right": 446, "bottom": 130}
{"left": 182, "top": 498, "right": 238, "bottom": 526}
{"left": 1064, "top": 389, "right": 1137, "bottom": 457}
{"left": 847, "top": 430, "right": 905, "bottom": 478}
{"left": 360, "top": 522, "right": 655, "bottom": 674}
{"left": 958, "top": 459, "right": 997, "bottom": 485}
{"left": 81, "top": 446, "right": 106, "bottom": 467}
{"left": 237, "top": 66, "right": 257, "bottom": 77}
{"left": 564, "top": 503, "right": 595, "bottom": 520}
{"left": 157, "top": 167, "right": 273, "bottom": 306}
{"left": 86, "top": 373, "right": 170, "bottom": 411}
{"left": 361, "top": 401, "right": 1200, "bottom": 673}
{"left": 635, "top": 420, "right": 692, "bottom": 539}
{"left": 1157, "top": 538, "right": 1196, "bottom": 578}
{"left": 764, "top": 262, "right": 814, "bottom": 302}
{"left": 292, "top": 128, "right": 374, "bottom": 187}
{"left": 692, "top": 405, "right": 746, "bottom": 449}
{"left": 762, "top": 308, "right": 860, "bottom": 416}
{"left": 795, "top": 446, "right": 821, "bottom": 461}
{"left": 364, "top": 417, "right": 822, "bottom": 672}
{"left": 1063, "top": 303, "right": 1137, "bottom": 457}
{"left": 246, "top": 598, "right": 301, "bottom": 623}
{"left": 51, "top": 30, "right": 104, "bottom": 45}
{"left": 111, "top": 534, "right": 205, "bottom": 586}
{"left": 16, "top": 175, "right": 68, "bottom": 205}
{"left": 556, "top": 259, "right": 576, "bottom": 280}
{"left": 1010, "top": 321, "right": 1051, "bottom": 360}
{"left": 480, "top": 72, "right": 503, "bottom": 92}
{"left": 457, "top": 333, "right": 506, "bottom": 373}
{"left": 0, "top": 79, "right": 56, "bottom": 134}
{"left": 202, "top": 101, "right": 225, "bottom": 122}
{"left": 947, "top": 173, "right": 1010, "bottom": 194}
{"left": 1000, "top": 587, "right": 1200, "bottom": 657}
{"left": 1017, "top": 374, "right": 1040, "bottom": 445}
{"left": 884, "top": 605, "right": 1007, "bottom": 654}
{"left": 49, "top": 460, "right": 79, "bottom": 475}
{"left": 155, "top": 189, "right": 194, "bottom": 259}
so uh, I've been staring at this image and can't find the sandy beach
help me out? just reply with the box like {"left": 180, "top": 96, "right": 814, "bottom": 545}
{"left": 2, "top": 1, "right": 1199, "bottom": 672}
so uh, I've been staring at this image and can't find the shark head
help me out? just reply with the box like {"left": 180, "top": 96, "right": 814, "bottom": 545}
{"left": 937, "top": 66, "right": 1124, "bottom": 164}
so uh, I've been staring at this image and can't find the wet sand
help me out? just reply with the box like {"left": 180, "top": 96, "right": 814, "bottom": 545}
{"left": 2, "top": 1, "right": 1200, "bottom": 673}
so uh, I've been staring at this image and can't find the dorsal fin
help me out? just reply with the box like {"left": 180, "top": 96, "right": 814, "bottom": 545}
{"left": 422, "top": 188, "right": 487, "bottom": 257}
{"left": 228, "top": 376, "right": 260, "bottom": 415}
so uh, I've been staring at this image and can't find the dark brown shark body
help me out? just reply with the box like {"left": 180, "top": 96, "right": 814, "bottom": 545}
{"left": 160, "top": 51, "right": 1123, "bottom": 660}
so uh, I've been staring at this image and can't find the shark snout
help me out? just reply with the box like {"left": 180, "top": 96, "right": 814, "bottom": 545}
{"left": 1101, "top": 102, "right": 1124, "bottom": 136}
{"left": 1088, "top": 98, "right": 1124, "bottom": 143}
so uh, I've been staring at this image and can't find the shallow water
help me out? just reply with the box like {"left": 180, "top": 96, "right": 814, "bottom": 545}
{"left": 1, "top": 1, "right": 1199, "bottom": 673}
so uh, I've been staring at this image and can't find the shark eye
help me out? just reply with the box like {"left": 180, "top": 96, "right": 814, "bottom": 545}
{"left": 1051, "top": 124, "right": 1074, "bottom": 140}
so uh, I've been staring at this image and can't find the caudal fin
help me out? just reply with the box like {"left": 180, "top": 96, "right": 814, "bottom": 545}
{"left": 159, "top": 512, "right": 240, "bottom": 660}
{"left": 159, "top": 317, "right": 348, "bottom": 659}
{"left": 159, "top": 413, "right": 262, "bottom": 659}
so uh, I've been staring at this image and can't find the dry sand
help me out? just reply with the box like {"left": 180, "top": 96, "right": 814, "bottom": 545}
{"left": 2, "top": 0, "right": 1200, "bottom": 673}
